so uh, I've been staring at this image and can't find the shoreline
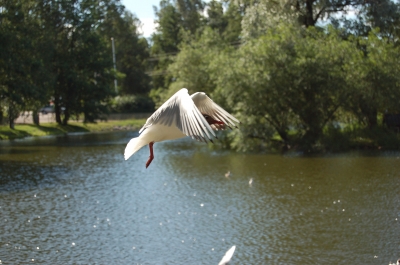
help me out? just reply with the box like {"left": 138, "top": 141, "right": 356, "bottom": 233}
{"left": 2, "top": 119, "right": 400, "bottom": 153}
{"left": 0, "top": 119, "right": 146, "bottom": 140}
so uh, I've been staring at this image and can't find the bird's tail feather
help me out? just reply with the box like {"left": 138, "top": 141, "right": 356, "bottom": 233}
{"left": 124, "top": 137, "right": 147, "bottom": 160}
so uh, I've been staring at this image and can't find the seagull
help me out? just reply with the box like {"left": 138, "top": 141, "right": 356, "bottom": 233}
{"left": 124, "top": 88, "right": 240, "bottom": 168}
{"left": 218, "top": 245, "right": 236, "bottom": 265}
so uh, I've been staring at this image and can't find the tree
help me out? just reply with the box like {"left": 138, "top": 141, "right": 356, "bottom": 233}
{"left": 36, "top": 0, "right": 116, "bottom": 125}
{"left": 206, "top": 0, "right": 226, "bottom": 34}
{"left": 150, "top": 0, "right": 243, "bottom": 105}
{"left": 213, "top": 25, "right": 359, "bottom": 150}
{"left": 150, "top": 0, "right": 183, "bottom": 103}
{"left": 175, "top": 0, "right": 204, "bottom": 34}
{"left": 206, "top": 0, "right": 242, "bottom": 43}
{"left": 365, "top": 0, "right": 400, "bottom": 42}
{"left": 239, "top": 0, "right": 375, "bottom": 38}
{"left": 344, "top": 31, "right": 400, "bottom": 128}
{"left": 99, "top": 6, "right": 150, "bottom": 95}
{"left": 220, "top": 1, "right": 243, "bottom": 43}
{"left": 0, "top": 0, "right": 49, "bottom": 128}
{"left": 330, "top": 0, "right": 400, "bottom": 44}
{"left": 165, "top": 27, "right": 230, "bottom": 103}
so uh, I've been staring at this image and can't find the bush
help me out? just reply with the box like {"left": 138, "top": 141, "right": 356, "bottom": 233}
{"left": 110, "top": 95, "right": 155, "bottom": 113}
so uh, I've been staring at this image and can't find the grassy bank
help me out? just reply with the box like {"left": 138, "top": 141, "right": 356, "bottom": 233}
{"left": 0, "top": 119, "right": 146, "bottom": 140}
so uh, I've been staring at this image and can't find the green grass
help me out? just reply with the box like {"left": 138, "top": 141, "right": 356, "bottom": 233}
{"left": 0, "top": 119, "right": 146, "bottom": 140}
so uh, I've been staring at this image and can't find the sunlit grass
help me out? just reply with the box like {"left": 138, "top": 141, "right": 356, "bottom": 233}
{"left": 68, "top": 119, "right": 145, "bottom": 131}
{"left": 0, "top": 119, "right": 146, "bottom": 140}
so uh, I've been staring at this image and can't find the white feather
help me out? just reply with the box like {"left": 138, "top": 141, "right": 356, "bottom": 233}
{"left": 124, "top": 137, "right": 147, "bottom": 161}
{"left": 218, "top": 245, "right": 236, "bottom": 265}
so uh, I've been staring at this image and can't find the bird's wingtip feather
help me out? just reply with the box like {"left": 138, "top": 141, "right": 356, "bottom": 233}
{"left": 218, "top": 245, "right": 236, "bottom": 265}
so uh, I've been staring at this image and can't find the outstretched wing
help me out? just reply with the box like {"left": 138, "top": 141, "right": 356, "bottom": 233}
{"left": 139, "top": 88, "right": 216, "bottom": 142}
{"left": 191, "top": 92, "right": 239, "bottom": 130}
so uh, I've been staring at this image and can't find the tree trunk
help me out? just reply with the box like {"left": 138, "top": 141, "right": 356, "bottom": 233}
{"left": 366, "top": 108, "right": 378, "bottom": 128}
{"left": 54, "top": 97, "right": 62, "bottom": 124}
{"left": 9, "top": 118, "right": 15, "bottom": 129}
{"left": 62, "top": 108, "right": 69, "bottom": 125}
{"left": 32, "top": 111, "right": 39, "bottom": 125}
{"left": 8, "top": 105, "right": 17, "bottom": 129}
{"left": 305, "top": 0, "right": 315, "bottom": 27}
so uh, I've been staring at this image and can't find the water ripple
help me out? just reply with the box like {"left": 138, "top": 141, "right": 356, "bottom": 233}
{"left": 0, "top": 132, "right": 399, "bottom": 264}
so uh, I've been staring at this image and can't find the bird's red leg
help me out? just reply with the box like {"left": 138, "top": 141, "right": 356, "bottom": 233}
{"left": 145, "top": 142, "right": 154, "bottom": 168}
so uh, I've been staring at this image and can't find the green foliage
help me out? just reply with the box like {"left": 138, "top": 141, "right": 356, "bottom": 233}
{"left": 320, "top": 124, "right": 353, "bottom": 152}
{"left": 171, "top": 28, "right": 228, "bottom": 91}
{"left": 0, "top": 0, "right": 150, "bottom": 128}
{"left": 212, "top": 24, "right": 360, "bottom": 150}
{"left": 150, "top": 0, "right": 184, "bottom": 98}
{"left": 99, "top": 8, "right": 150, "bottom": 95}
{"left": 0, "top": 0, "right": 50, "bottom": 127}
{"left": 110, "top": 95, "right": 155, "bottom": 113}
{"left": 175, "top": 0, "right": 204, "bottom": 34}
{"left": 344, "top": 31, "right": 400, "bottom": 127}
{"left": 206, "top": 19, "right": 400, "bottom": 152}
{"left": 3, "top": 0, "right": 400, "bottom": 152}
{"left": 42, "top": 0, "right": 117, "bottom": 125}
{"left": 149, "top": 0, "right": 243, "bottom": 107}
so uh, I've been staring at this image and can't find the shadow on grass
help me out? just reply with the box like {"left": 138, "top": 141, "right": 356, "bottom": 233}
{"left": 0, "top": 124, "right": 90, "bottom": 140}
{"left": 0, "top": 128, "right": 30, "bottom": 140}
{"left": 36, "top": 124, "right": 90, "bottom": 134}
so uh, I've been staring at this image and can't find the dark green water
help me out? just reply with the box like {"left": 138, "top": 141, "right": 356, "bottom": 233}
{"left": 0, "top": 131, "right": 399, "bottom": 264}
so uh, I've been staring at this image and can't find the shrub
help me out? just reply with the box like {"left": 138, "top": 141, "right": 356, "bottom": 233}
{"left": 110, "top": 95, "right": 155, "bottom": 113}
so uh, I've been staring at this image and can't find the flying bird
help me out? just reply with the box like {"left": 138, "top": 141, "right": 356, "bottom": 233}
{"left": 218, "top": 245, "right": 236, "bottom": 265}
{"left": 124, "top": 88, "right": 239, "bottom": 168}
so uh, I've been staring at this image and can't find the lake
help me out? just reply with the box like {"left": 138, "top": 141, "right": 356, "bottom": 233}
{"left": 0, "top": 131, "right": 399, "bottom": 264}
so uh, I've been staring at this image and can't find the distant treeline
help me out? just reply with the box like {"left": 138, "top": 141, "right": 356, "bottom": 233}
{"left": 2, "top": 0, "right": 400, "bottom": 151}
